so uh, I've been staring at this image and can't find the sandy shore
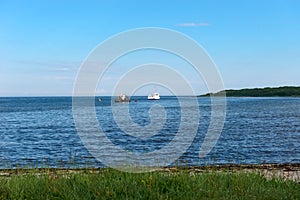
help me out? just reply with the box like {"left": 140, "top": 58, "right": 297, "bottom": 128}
{"left": 1, "top": 163, "right": 299, "bottom": 182}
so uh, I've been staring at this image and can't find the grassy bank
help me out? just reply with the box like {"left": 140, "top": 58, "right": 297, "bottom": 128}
{"left": 0, "top": 166, "right": 299, "bottom": 200}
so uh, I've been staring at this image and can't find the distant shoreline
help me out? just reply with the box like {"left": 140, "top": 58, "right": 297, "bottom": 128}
{"left": 1, "top": 86, "right": 300, "bottom": 98}
{"left": 199, "top": 86, "right": 300, "bottom": 97}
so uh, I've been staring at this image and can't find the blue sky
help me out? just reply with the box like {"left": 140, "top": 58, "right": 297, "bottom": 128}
{"left": 0, "top": 0, "right": 299, "bottom": 96}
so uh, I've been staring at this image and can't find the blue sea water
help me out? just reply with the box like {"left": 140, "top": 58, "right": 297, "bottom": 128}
{"left": 0, "top": 96, "right": 299, "bottom": 169}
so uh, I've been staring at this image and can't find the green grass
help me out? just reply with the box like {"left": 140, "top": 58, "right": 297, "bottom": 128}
{"left": 0, "top": 168, "right": 299, "bottom": 200}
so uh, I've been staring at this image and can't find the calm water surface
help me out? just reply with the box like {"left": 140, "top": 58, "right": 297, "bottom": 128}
{"left": 0, "top": 97, "right": 299, "bottom": 168}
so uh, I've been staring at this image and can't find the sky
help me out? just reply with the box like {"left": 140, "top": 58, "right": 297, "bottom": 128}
{"left": 0, "top": 0, "right": 299, "bottom": 96}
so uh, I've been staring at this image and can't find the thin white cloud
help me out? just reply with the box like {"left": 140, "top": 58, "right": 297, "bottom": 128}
{"left": 46, "top": 62, "right": 80, "bottom": 72}
{"left": 176, "top": 22, "right": 210, "bottom": 27}
{"left": 52, "top": 67, "right": 74, "bottom": 72}
{"left": 53, "top": 76, "right": 72, "bottom": 81}
{"left": 15, "top": 59, "right": 80, "bottom": 72}
{"left": 96, "top": 88, "right": 107, "bottom": 95}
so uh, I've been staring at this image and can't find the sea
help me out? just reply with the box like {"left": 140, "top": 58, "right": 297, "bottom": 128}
{"left": 0, "top": 96, "right": 299, "bottom": 169}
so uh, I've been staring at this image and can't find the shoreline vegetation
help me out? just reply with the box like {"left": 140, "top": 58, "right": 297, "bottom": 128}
{"left": 0, "top": 164, "right": 299, "bottom": 199}
{"left": 199, "top": 86, "right": 300, "bottom": 97}
{"left": 1, "top": 163, "right": 299, "bottom": 181}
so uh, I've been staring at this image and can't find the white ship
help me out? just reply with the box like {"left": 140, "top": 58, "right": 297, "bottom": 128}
{"left": 147, "top": 92, "right": 160, "bottom": 100}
